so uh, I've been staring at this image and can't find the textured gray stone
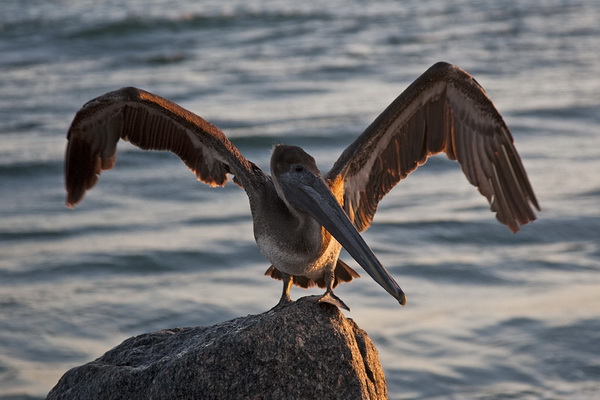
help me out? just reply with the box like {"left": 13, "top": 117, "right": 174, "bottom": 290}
{"left": 47, "top": 298, "right": 388, "bottom": 399}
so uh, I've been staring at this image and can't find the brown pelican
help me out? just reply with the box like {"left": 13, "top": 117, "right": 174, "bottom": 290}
{"left": 65, "top": 62, "right": 539, "bottom": 310}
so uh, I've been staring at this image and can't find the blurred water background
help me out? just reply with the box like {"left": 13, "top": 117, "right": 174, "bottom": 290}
{"left": 1, "top": 0, "right": 599, "bottom": 398}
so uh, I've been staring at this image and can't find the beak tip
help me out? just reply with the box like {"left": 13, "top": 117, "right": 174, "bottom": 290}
{"left": 399, "top": 293, "right": 407, "bottom": 306}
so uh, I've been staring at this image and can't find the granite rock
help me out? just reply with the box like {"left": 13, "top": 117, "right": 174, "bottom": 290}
{"left": 47, "top": 298, "right": 388, "bottom": 399}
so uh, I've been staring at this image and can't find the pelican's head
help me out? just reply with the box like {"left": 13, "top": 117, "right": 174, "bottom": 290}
{"left": 270, "top": 144, "right": 322, "bottom": 208}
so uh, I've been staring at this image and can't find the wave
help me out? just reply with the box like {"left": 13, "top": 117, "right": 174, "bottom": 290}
{"left": 0, "top": 160, "right": 62, "bottom": 178}
{"left": 59, "top": 8, "right": 332, "bottom": 41}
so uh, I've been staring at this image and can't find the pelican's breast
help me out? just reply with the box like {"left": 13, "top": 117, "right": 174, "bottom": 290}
{"left": 256, "top": 224, "right": 343, "bottom": 278}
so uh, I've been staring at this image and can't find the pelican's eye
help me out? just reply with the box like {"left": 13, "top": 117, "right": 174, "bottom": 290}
{"left": 293, "top": 164, "right": 304, "bottom": 172}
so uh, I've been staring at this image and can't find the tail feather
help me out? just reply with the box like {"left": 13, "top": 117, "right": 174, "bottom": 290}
{"left": 264, "top": 259, "right": 360, "bottom": 289}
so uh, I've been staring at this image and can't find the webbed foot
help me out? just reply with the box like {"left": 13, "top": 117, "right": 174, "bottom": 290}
{"left": 303, "top": 292, "right": 350, "bottom": 311}
{"left": 271, "top": 296, "right": 294, "bottom": 311}
{"left": 270, "top": 273, "right": 295, "bottom": 311}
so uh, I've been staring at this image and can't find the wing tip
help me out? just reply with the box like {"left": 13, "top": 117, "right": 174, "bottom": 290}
{"left": 500, "top": 205, "right": 540, "bottom": 234}
{"left": 65, "top": 182, "right": 88, "bottom": 209}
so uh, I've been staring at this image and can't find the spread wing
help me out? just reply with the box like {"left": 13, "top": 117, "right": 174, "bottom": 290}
{"left": 65, "top": 87, "right": 266, "bottom": 207}
{"left": 326, "top": 62, "right": 540, "bottom": 233}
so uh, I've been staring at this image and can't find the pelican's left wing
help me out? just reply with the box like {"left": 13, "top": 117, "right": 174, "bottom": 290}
{"left": 326, "top": 62, "right": 540, "bottom": 233}
{"left": 65, "top": 87, "right": 264, "bottom": 207}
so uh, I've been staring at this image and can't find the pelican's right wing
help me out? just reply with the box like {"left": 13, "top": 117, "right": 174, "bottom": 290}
{"left": 326, "top": 62, "right": 540, "bottom": 233}
{"left": 65, "top": 87, "right": 265, "bottom": 207}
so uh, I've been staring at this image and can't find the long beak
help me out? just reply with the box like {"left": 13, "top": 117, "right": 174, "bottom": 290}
{"left": 280, "top": 171, "right": 407, "bottom": 306}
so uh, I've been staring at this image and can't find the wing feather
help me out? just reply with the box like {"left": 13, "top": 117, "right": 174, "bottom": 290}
{"left": 326, "top": 62, "right": 539, "bottom": 233}
{"left": 65, "top": 87, "right": 263, "bottom": 207}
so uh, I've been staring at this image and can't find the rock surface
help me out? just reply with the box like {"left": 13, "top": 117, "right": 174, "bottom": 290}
{"left": 47, "top": 298, "right": 388, "bottom": 399}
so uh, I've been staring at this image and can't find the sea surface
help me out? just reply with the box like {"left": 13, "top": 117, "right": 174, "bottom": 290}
{"left": 1, "top": 0, "right": 599, "bottom": 398}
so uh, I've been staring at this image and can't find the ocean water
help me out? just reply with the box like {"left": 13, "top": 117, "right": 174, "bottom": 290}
{"left": 1, "top": 0, "right": 599, "bottom": 398}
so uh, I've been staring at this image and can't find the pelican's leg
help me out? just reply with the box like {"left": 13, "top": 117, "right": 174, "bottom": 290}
{"left": 317, "top": 268, "right": 350, "bottom": 311}
{"left": 276, "top": 273, "right": 294, "bottom": 307}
